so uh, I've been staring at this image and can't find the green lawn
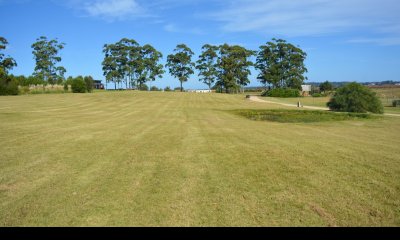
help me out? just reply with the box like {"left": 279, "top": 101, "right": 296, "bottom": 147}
{"left": 259, "top": 87, "right": 400, "bottom": 113}
{"left": 261, "top": 96, "right": 331, "bottom": 108}
{"left": 0, "top": 91, "right": 399, "bottom": 226}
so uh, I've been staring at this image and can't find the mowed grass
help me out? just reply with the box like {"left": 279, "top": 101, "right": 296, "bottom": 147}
{"left": 0, "top": 91, "right": 399, "bottom": 226}
{"left": 260, "top": 87, "right": 400, "bottom": 113}
{"left": 262, "top": 96, "right": 331, "bottom": 108}
{"left": 233, "top": 109, "right": 377, "bottom": 123}
{"left": 372, "top": 88, "right": 400, "bottom": 114}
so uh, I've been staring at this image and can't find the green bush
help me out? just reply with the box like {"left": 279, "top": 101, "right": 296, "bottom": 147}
{"left": 0, "top": 70, "right": 19, "bottom": 96}
{"left": 164, "top": 86, "right": 172, "bottom": 92}
{"left": 71, "top": 77, "right": 86, "bottom": 93}
{"left": 63, "top": 82, "right": 69, "bottom": 92}
{"left": 319, "top": 81, "right": 334, "bottom": 92}
{"left": 19, "top": 86, "right": 30, "bottom": 94}
{"left": 393, "top": 100, "right": 400, "bottom": 107}
{"left": 0, "top": 79, "right": 19, "bottom": 95}
{"left": 233, "top": 109, "right": 377, "bottom": 123}
{"left": 150, "top": 86, "right": 160, "bottom": 91}
{"left": 174, "top": 87, "right": 183, "bottom": 92}
{"left": 261, "top": 88, "right": 300, "bottom": 98}
{"left": 312, "top": 93, "right": 323, "bottom": 97}
{"left": 138, "top": 84, "right": 149, "bottom": 91}
{"left": 327, "top": 82, "right": 383, "bottom": 114}
{"left": 84, "top": 76, "right": 94, "bottom": 93}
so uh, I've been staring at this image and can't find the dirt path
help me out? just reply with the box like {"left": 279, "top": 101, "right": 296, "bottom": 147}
{"left": 248, "top": 96, "right": 400, "bottom": 117}
{"left": 248, "top": 96, "right": 329, "bottom": 110}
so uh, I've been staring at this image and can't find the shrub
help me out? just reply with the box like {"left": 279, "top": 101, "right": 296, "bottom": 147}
{"left": 63, "top": 82, "right": 69, "bottom": 92}
{"left": 164, "top": 86, "right": 172, "bottom": 92}
{"left": 71, "top": 77, "right": 86, "bottom": 93}
{"left": 393, "top": 100, "right": 400, "bottom": 107}
{"left": 150, "top": 86, "right": 160, "bottom": 91}
{"left": 138, "top": 84, "right": 149, "bottom": 91}
{"left": 319, "top": 81, "right": 334, "bottom": 92}
{"left": 233, "top": 109, "right": 377, "bottom": 123}
{"left": 0, "top": 70, "right": 19, "bottom": 96}
{"left": 0, "top": 79, "right": 19, "bottom": 95}
{"left": 84, "top": 76, "right": 94, "bottom": 93}
{"left": 19, "top": 86, "right": 30, "bottom": 95}
{"left": 327, "top": 82, "right": 383, "bottom": 114}
{"left": 312, "top": 93, "right": 323, "bottom": 97}
{"left": 174, "top": 87, "right": 183, "bottom": 92}
{"left": 261, "top": 88, "right": 300, "bottom": 98}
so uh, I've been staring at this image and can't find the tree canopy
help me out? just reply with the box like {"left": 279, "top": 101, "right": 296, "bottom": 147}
{"left": 166, "top": 44, "right": 195, "bottom": 92}
{"left": 31, "top": 36, "right": 66, "bottom": 85}
{"left": 216, "top": 44, "right": 255, "bottom": 93}
{"left": 320, "top": 81, "right": 334, "bottom": 92}
{"left": 102, "top": 39, "right": 163, "bottom": 90}
{"left": 256, "top": 38, "right": 307, "bottom": 90}
{"left": 196, "top": 44, "right": 219, "bottom": 90}
{"left": 0, "top": 37, "right": 17, "bottom": 74}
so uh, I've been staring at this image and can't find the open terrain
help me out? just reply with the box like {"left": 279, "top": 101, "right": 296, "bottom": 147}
{"left": 254, "top": 87, "right": 400, "bottom": 114}
{"left": 0, "top": 91, "right": 399, "bottom": 226}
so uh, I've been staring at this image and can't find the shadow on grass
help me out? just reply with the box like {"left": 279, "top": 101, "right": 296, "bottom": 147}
{"left": 231, "top": 109, "right": 380, "bottom": 123}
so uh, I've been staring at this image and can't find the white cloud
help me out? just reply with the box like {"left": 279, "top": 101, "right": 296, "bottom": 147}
{"left": 347, "top": 37, "right": 400, "bottom": 46}
{"left": 164, "top": 23, "right": 205, "bottom": 35}
{"left": 210, "top": 0, "right": 400, "bottom": 40}
{"left": 164, "top": 23, "right": 179, "bottom": 33}
{"left": 66, "top": 0, "right": 147, "bottom": 20}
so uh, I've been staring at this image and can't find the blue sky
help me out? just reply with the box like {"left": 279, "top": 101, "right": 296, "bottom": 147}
{"left": 1, "top": 0, "right": 400, "bottom": 89}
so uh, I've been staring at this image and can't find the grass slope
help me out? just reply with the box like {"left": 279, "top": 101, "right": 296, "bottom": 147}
{"left": 0, "top": 91, "right": 399, "bottom": 226}
{"left": 233, "top": 109, "right": 377, "bottom": 123}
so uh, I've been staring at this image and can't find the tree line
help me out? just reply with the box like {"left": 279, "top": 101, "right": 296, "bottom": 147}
{"left": 102, "top": 38, "right": 307, "bottom": 93}
{"left": 1, "top": 36, "right": 308, "bottom": 95}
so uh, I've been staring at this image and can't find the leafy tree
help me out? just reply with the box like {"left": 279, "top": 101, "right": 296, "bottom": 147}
{"left": 117, "top": 38, "right": 140, "bottom": 89}
{"left": 320, "top": 81, "right": 333, "bottom": 92}
{"left": 327, "top": 82, "right": 383, "bottom": 114}
{"left": 102, "top": 43, "right": 123, "bottom": 90}
{"left": 166, "top": 44, "right": 195, "bottom": 92}
{"left": 84, "top": 76, "right": 94, "bottom": 92}
{"left": 103, "top": 40, "right": 163, "bottom": 91}
{"left": 217, "top": 44, "right": 255, "bottom": 93}
{"left": 0, "top": 37, "right": 17, "bottom": 74}
{"left": 196, "top": 44, "right": 219, "bottom": 90}
{"left": 256, "top": 39, "right": 307, "bottom": 90}
{"left": 71, "top": 76, "right": 86, "bottom": 93}
{"left": 31, "top": 36, "right": 66, "bottom": 85}
{"left": 137, "top": 44, "right": 164, "bottom": 90}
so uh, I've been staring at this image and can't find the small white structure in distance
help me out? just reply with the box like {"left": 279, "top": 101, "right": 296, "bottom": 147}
{"left": 301, "top": 85, "right": 312, "bottom": 96}
{"left": 301, "top": 85, "right": 311, "bottom": 92}
{"left": 187, "top": 89, "right": 212, "bottom": 93}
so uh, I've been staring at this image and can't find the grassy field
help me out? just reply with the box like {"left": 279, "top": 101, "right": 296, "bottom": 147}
{"left": 373, "top": 88, "right": 400, "bottom": 114}
{"left": 258, "top": 87, "right": 400, "bottom": 113}
{"left": 0, "top": 91, "right": 399, "bottom": 226}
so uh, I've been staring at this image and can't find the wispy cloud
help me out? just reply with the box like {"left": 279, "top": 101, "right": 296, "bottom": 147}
{"left": 66, "top": 0, "right": 149, "bottom": 21}
{"left": 164, "top": 23, "right": 205, "bottom": 35}
{"left": 209, "top": 0, "right": 400, "bottom": 43}
{"left": 347, "top": 37, "right": 400, "bottom": 46}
